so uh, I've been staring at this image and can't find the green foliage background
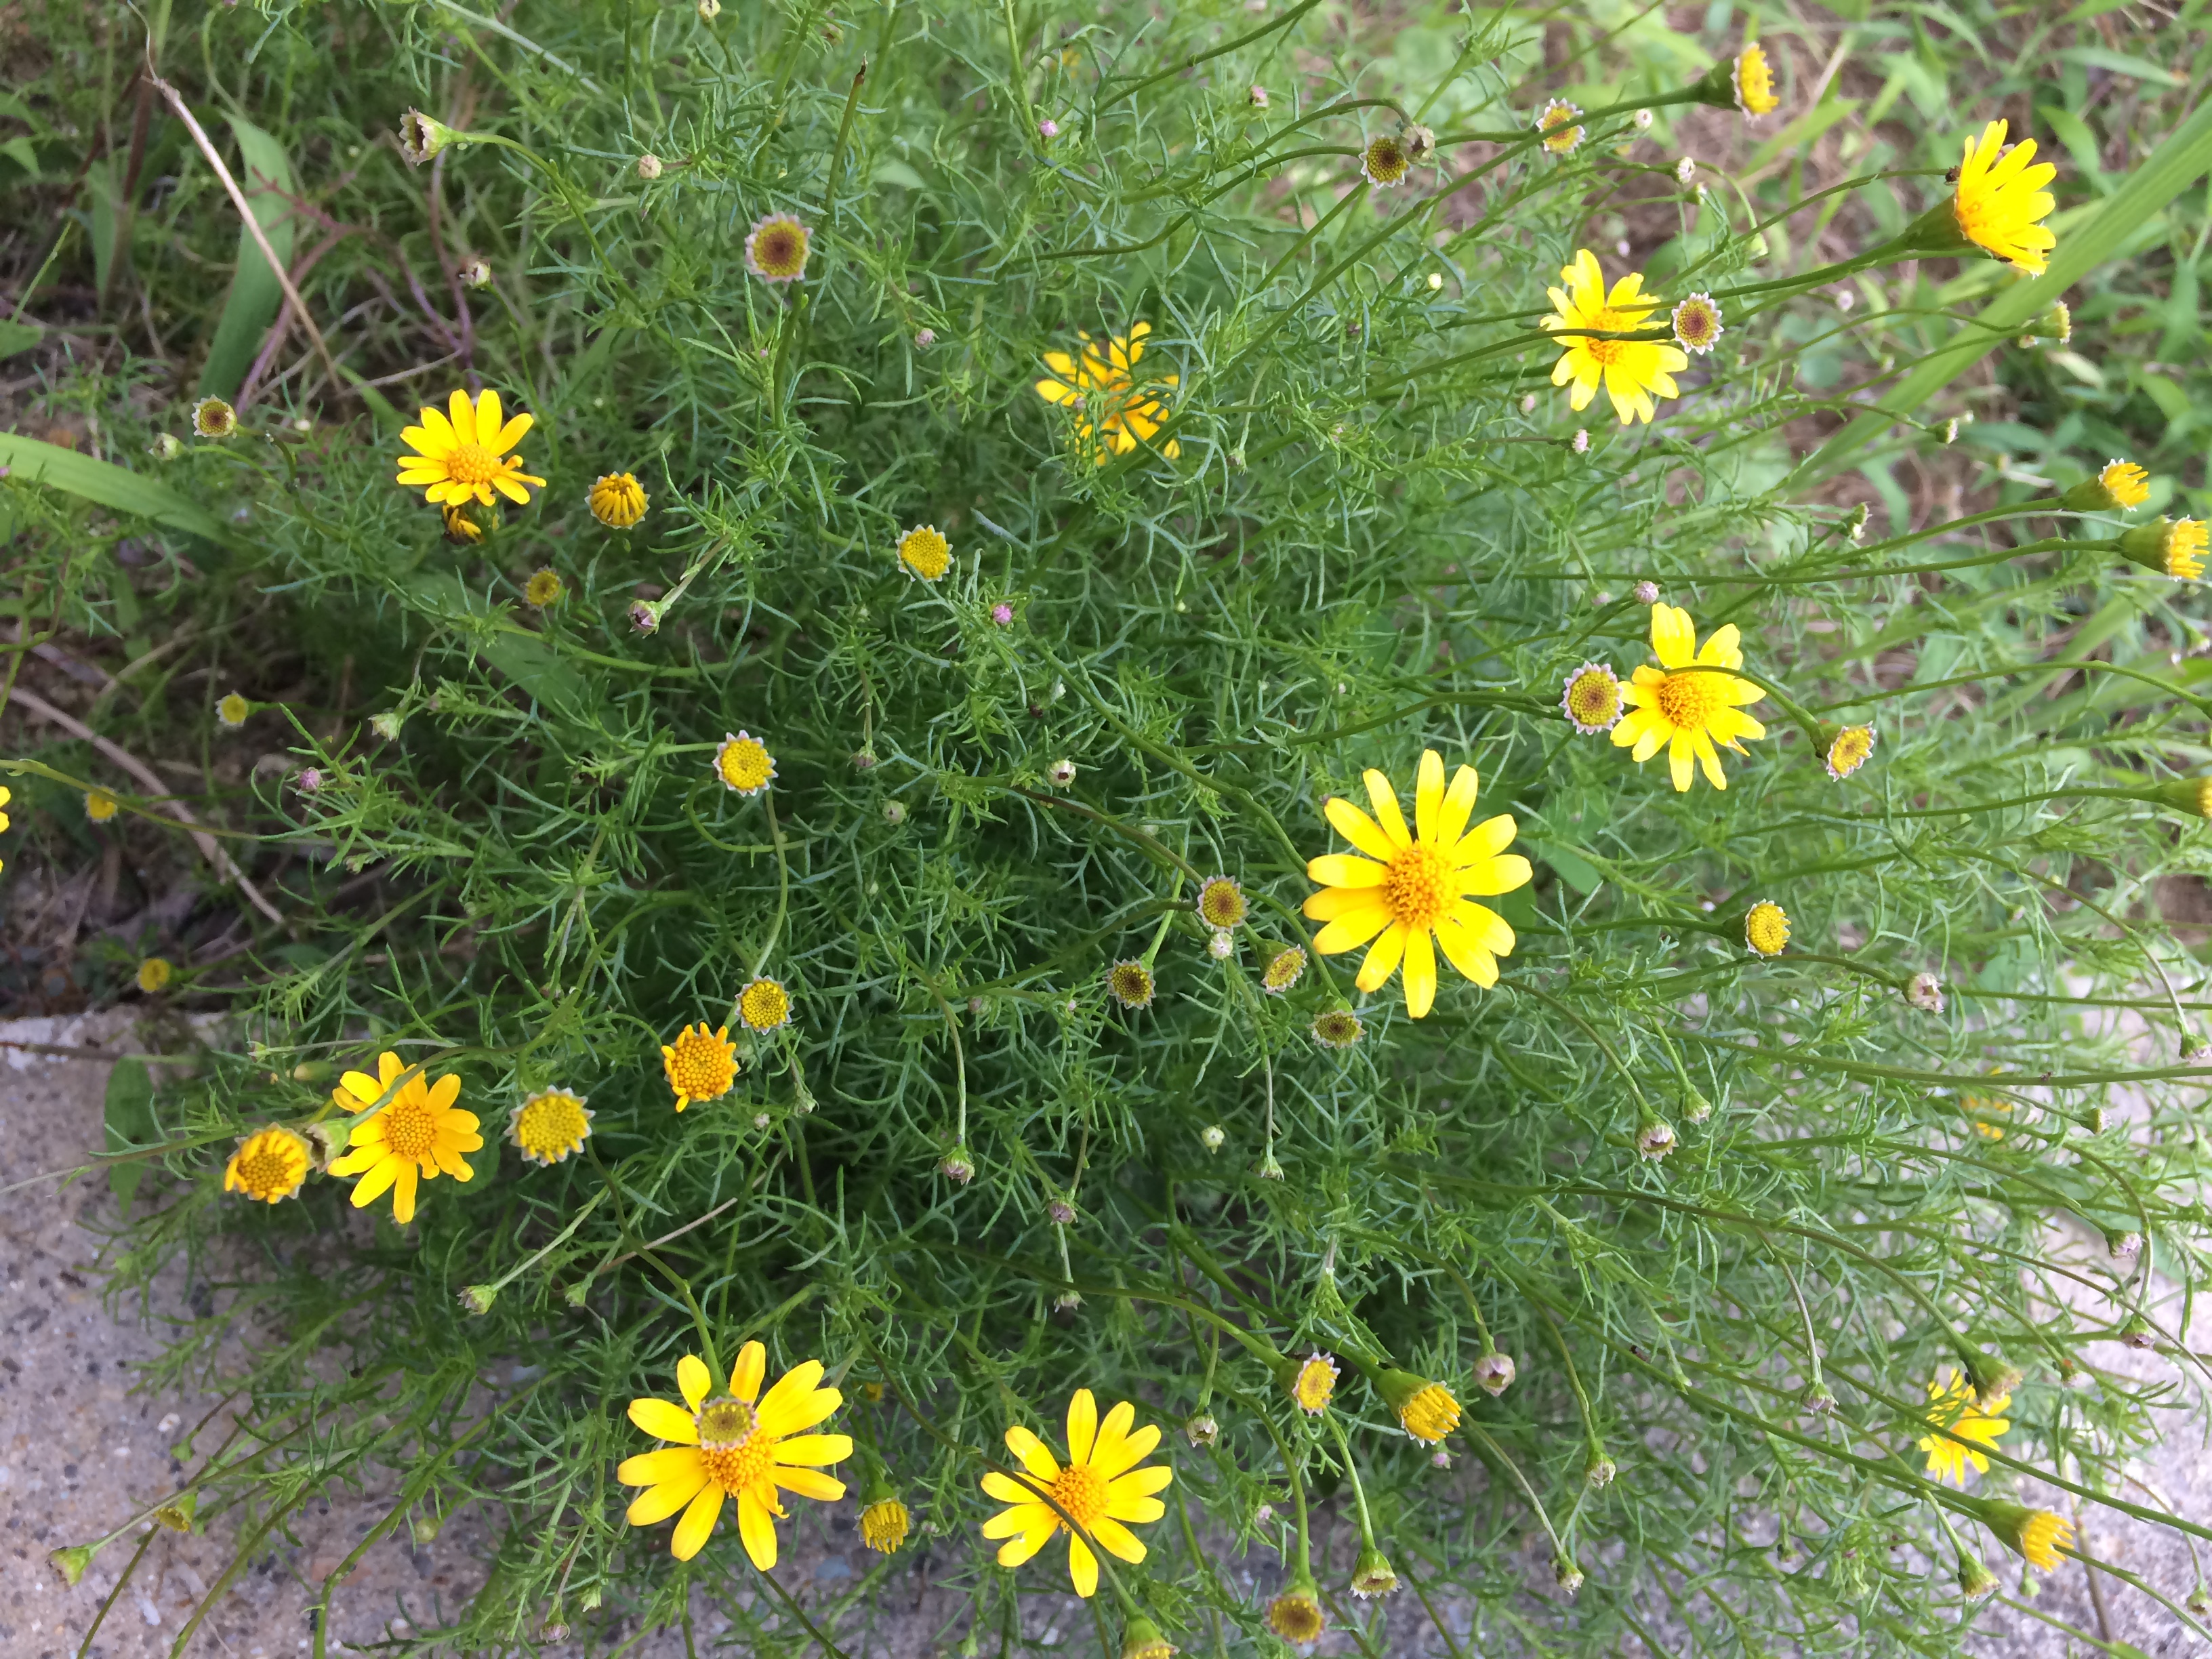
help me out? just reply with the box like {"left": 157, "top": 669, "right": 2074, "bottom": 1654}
{"left": 8, "top": 0, "right": 2212, "bottom": 1653}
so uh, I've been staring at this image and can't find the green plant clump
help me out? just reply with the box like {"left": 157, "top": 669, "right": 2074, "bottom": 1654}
{"left": 11, "top": 1, "right": 2212, "bottom": 1653}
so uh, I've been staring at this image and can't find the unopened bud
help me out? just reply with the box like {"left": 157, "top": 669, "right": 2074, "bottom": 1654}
{"left": 1200, "top": 1124, "right": 1225, "bottom": 1152}
{"left": 1584, "top": 1452, "right": 1616, "bottom": 1488}
{"left": 398, "top": 109, "right": 464, "bottom": 167}
{"left": 1471, "top": 1349, "right": 1516, "bottom": 1396}
{"left": 939, "top": 1147, "right": 975, "bottom": 1184}
{"left": 636, "top": 152, "right": 665, "bottom": 181}
{"left": 458, "top": 1284, "right": 497, "bottom": 1315}
{"left": 1184, "top": 1412, "right": 1218, "bottom": 1448}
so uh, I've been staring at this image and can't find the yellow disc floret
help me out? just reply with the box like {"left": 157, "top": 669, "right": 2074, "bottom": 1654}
{"left": 508, "top": 1089, "right": 594, "bottom": 1166}
{"left": 1733, "top": 43, "right": 1778, "bottom": 116}
{"left": 897, "top": 525, "right": 951, "bottom": 580}
{"left": 662, "top": 1023, "right": 738, "bottom": 1112}
{"left": 590, "top": 472, "right": 649, "bottom": 528}
{"left": 224, "top": 1126, "right": 312, "bottom": 1204}
{"left": 739, "top": 977, "right": 792, "bottom": 1032}
{"left": 715, "top": 731, "right": 777, "bottom": 795}
{"left": 1744, "top": 900, "right": 1790, "bottom": 957}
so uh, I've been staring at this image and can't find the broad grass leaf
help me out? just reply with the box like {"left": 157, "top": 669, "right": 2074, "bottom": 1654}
{"left": 197, "top": 115, "right": 298, "bottom": 400}
{"left": 0, "top": 431, "right": 242, "bottom": 549}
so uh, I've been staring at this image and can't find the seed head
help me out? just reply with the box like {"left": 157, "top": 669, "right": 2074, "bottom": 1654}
{"left": 1906, "top": 970, "right": 1944, "bottom": 1013}
{"left": 1183, "top": 1412, "right": 1218, "bottom": 1448}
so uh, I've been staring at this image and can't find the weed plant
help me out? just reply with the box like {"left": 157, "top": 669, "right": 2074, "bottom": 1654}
{"left": 7, "top": 1, "right": 2212, "bottom": 1654}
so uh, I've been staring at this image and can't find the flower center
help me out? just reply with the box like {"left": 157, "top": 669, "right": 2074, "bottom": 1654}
{"left": 380, "top": 1097, "right": 437, "bottom": 1160}
{"left": 444, "top": 441, "right": 501, "bottom": 484}
{"left": 516, "top": 1094, "right": 588, "bottom": 1157}
{"left": 697, "top": 1397, "right": 758, "bottom": 1447}
{"left": 1655, "top": 669, "right": 1723, "bottom": 731}
{"left": 668, "top": 1033, "right": 733, "bottom": 1096}
{"left": 1048, "top": 1462, "right": 1107, "bottom": 1529}
{"left": 696, "top": 1397, "right": 777, "bottom": 1492}
{"left": 1566, "top": 670, "right": 1619, "bottom": 725}
{"left": 1385, "top": 842, "right": 1454, "bottom": 930}
{"left": 237, "top": 1147, "right": 295, "bottom": 1196}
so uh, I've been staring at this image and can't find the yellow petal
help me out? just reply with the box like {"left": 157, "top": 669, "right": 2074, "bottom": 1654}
{"left": 1006, "top": 1425, "right": 1061, "bottom": 1482}
{"left": 680, "top": 1353, "right": 714, "bottom": 1410}
{"left": 1363, "top": 769, "right": 1411, "bottom": 848}
{"left": 670, "top": 1482, "right": 724, "bottom": 1561}
{"left": 1432, "top": 914, "right": 1496, "bottom": 987}
{"left": 1413, "top": 750, "right": 1445, "bottom": 843}
{"left": 1450, "top": 901, "right": 1515, "bottom": 957}
{"left": 491, "top": 409, "right": 533, "bottom": 453}
{"left": 1106, "top": 1463, "right": 1174, "bottom": 1500}
{"left": 1066, "top": 1388, "right": 1099, "bottom": 1466}
{"left": 1303, "top": 886, "right": 1387, "bottom": 922}
{"left": 1089, "top": 1515, "right": 1147, "bottom": 1564}
{"left": 1324, "top": 796, "right": 1399, "bottom": 862}
{"left": 729, "top": 1340, "right": 766, "bottom": 1402}
{"left": 1650, "top": 604, "right": 1694, "bottom": 670}
{"left": 447, "top": 388, "right": 476, "bottom": 446}
{"left": 630, "top": 1396, "right": 699, "bottom": 1443}
{"left": 1451, "top": 813, "right": 1516, "bottom": 863}
{"left": 1307, "top": 854, "right": 1386, "bottom": 888}
{"left": 1401, "top": 927, "right": 1437, "bottom": 1018}
{"left": 1094, "top": 1416, "right": 1156, "bottom": 1480}
{"left": 391, "top": 1162, "right": 417, "bottom": 1225}
{"left": 773, "top": 1433, "right": 853, "bottom": 1466}
{"left": 996, "top": 1506, "right": 1058, "bottom": 1566}
{"left": 627, "top": 1473, "right": 707, "bottom": 1526}
{"left": 1668, "top": 732, "right": 1696, "bottom": 792}
{"left": 772, "top": 1467, "right": 844, "bottom": 1502}
{"left": 1356, "top": 920, "right": 1407, "bottom": 991}
{"left": 981, "top": 1471, "right": 1039, "bottom": 1504}
{"left": 1311, "top": 899, "right": 1393, "bottom": 954}
{"left": 1435, "top": 764, "right": 1479, "bottom": 848}
{"left": 1067, "top": 1532, "right": 1099, "bottom": 1598}
{"left": 757, "top": 1359, "right": 827, "bottom": 1431}
{"left": 619, "top": 1446, "right": 705, "bottom": 1486}
{"left": 1458, "top": 853, "right": 1532, "bottom": 898}
{"left": 737, "top": 1488, "right": 780, "bottom": 1568}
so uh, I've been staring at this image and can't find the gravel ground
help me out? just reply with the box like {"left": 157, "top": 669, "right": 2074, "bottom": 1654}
{"left": 2, "top": 1010, "right": 2202, "bottom": 1656}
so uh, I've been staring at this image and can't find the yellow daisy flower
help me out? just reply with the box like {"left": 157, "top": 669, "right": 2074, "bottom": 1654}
{"left": 396, "top": 388, "right": 546, "bottom": 510}
{"left": 1825, "top": 724, "right": 1875, "bottom": 780}
{"left": 2118, "top": 516, "right": 2207, "bottom": 581}
{"left": 590, "top": 472, "right": 649, "bottom": 528}
{"left": 325, "top": 1052, "right": 481, "bottom": 1225}
{"left": 441, "top": 502, "right": 487, "bottom": 544}
{"left": 979, "top": 1388, "right": 1174, "bottom": 1599}
{"left": 1106, "top": 960, "right": 1156, "bottom": 1009}
{"left": 1290, "top": 1351, "right": 1338, "bottom": 1414}
{"left": 1732, "top": 43, "right": 1778, "bottom": 116}
{"left": 860, "top": 1493, "right": 910, "bottom": 1553}
{"left": 1984, "top": 1503, "right": 2072, "bottom": 1571}
{"left": 619, "top": 1342, "right": 852, "bottom": 1565}
{"left": 508, "top": 1088, "right": 594, "bottom": 1166}
{"left": 739, "top": 977, "right": 792, "bottom": 1032}
{"left": 0, "top": 783, "right": 9, "bottom": 834}
{"left": 2097, "top": 459, "right": 2150, "bottom": 508}
{"left": 216, "top": 692, "right": 251, "bottom": 729}
{"left": 1744, "top": 900, "right": 1790, "bottom": 957}
{"left": 1360, "top": 133, "right": 1411, "bottom": 186}
{"left": 1561, "top": 661, "right": 1622, "bottom": 733}
{"left": 745, "top": 214, "right": 811, "bottom": 283}
{"left": 85, "top": 789, "right": 120, "bottom": 823}
{"left": 714, "top": 731, "right": 777, "bottom": 795}
{"left": 1269, "top": 1578, "right": 1326, "bottom": 1644}
{"left": 663, "top": 1021, "right": 738, "bottom": 1111}
{"left": 525, "top": 569, "right": 565, "bottom": 607}
{"left": 136, "top": 957, "right": 173, "bottom": 993}
{"left": 1671, "top": 293, "right": 1724, "bottom": 354}
{"left": 1260, "top": 945, "right": 1307, "bottom": 994}
{"left": 1612, "top": 604, "right": 1768, "bottom": 792}
{"left": 1918, "top": 1370, "right": 2009, "bottom": 1484}
{"left": 1195, "top": 876, "right": 1247, "bottom": 929}
{"left": 1952, "top": 120, "right": 2057, "bottom": 276}
{"left": 1300, "top": 750, "right": 1532, "bottom": 1018}
{"left": 1540, "top": 250, "right": 1688, "bottom": 426}
{"left": 897, "top": 525, "right": 951, "bottom": 580}
{"left": 223, "top": 1126, "right": 312, "bottom": 1204}
{"left": 1536, "top": 99, "right": 1584, "bottom": 155}
{"left": 1035, "top": 323, "right": 1182, "bottom": 464}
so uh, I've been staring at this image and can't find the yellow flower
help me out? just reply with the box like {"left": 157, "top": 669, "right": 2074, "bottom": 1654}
{"left": 620, "top": 1343, "right": 852, "bottom": 1564}
{"left": 1918, "top": 1370, "right": 2009, "bottom": 1484}
{"left": 191, "top": 396, "right": 237, "bottom": 438}
{"left": 2100, "top": 460, "right": 2150, "bottom": 508}
{"left": 745, "top": 214, "right": 811, "bottom": 283}
{"left": 525, "top": 569, "right": 565, "bottom": 607}
{"left": 739, "top": 977, "right": 792, "bottom": 1032}
{"left": 1106, "top": 960, "right": 1156, "bottom": 1009}
{"left": 1613, "top": 604, "right": 1768, "bottom": 791}
{"left": 1984, "top": 1504, "right": 2072, "bottom": 1572}
{"left": 1671, "top": 293, "right": 1724, "bottom": 355}
{"left": 590, "top": 472, "right": 649, "bottom": 528}
{"left": 1540, "top": 250, "right": 1688, "bottom": 426}
{"left": 1268, "top": 1578, "right": 1326, "bottom": 1643}
{"left": 663, "top": 1022, "right": 738, "bottom": 1111}
{"left": 1035, "top": 323, "right": 1182, "bottom": 464}
{"left": 1387, "top": 1375, "right": 1461, "bottom": 1444}
{"left": 1963, "top": 1092, "right": 2013, "bottom": 1141}
{"left": 2119, "top": 516, "right": 2207, "bottom": 581}
{"left": 714, "top": 731, "right": 777, "bottom": 795}
{"left": 1310, "top": 1008, "right": 1363, "bottom": 1049}
{"left": 860, "top": 1496, "right": 910, "bottom": 1553}
{"left": 1260, "top": 945, "right": 1307, "bottom": 994}
{"left": 325, "top": 1052, "right": 481, "bottom": 1225}
{"left": 979, "top": 1388, "right": 1174, "bottom": 1599}
{"left": 136, "top": 957, "right": 173, "bottom": 994}
{"left": 223, "top": 1126, "right": 311, "bottom": 1204}
{"left": 508, "top": 1088, "right": 594, "bottom": 1166}
{"left": 396, "top": 388, "right": 545, "bottom": 510}
{"left": 216, "top": 692, "right": 251, "bottom": 729}
{"left": 1195, "top": 876, "right": 1246, "bottom": 929}
{"left": 1732, "top": 43, "right": 1778, "bottom": 116}
{"left": 897, "top": 525, "right": 951, "bottom": 580}
{"left": 0, "top": 783, "right": 9, "bottom": 834}
{"left": 1825, "top": 724, "right": 1875, "bottom": 781}
{"left": 441, "top": 502, "right": 486, "bottom": 544}
{"left": 1536, "top": 99, "right": 1584, "bottom": 155}
{"left": 1561, "top": 661, "right": 1622, "bottom": 733}
{"left": 1360, "top": 133, "right": 1411, "bottom": 185}
{"left": 1301, "top": 750, "right": 1532, "bottom": 1018}
{"left": 1952, "top": 120, "right": 2057, "bottom": 275}
{"left": 85, "top": 789, "right": 120, "bottom": 823}
{"left": 1744, "top": 900, "right": 1790, "bottom": 957}
{"left": 1290, "top": 1352, "right": 1338, "bottom": 1414}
